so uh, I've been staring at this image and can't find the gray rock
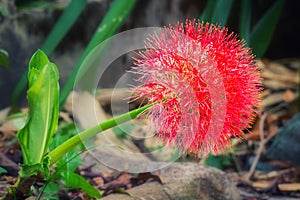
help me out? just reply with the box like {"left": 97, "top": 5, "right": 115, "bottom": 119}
{"left": 101, "top": 162, "right": 240, "bottom": 200}
{"left": 267, "top": 113, "right": 300, "bottom": 165}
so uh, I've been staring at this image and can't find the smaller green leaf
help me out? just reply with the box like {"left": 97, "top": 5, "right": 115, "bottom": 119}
{"left": 6, "top": 112, "right": 27, "bottom": 120}
{"left": 63, "top": 172, "right": 101, "bottom": 198}
{"left": 19, "top": 156, "right": 50, "bottom": 177}
{"left": 0, "top": 49, "right": 9, "bottom": 69}
{"left": 249, "top": 0, "right": 285, "bottom": 57}
{"left": 48, "top": 123, "right": 99, "bottom": 198}
{"left": 49, "top": 123, "right": 78, "bottom": 151}
{"left": 56, "top": 149, "right": 82, "bottom": 174}
{"left": 12, "top": 117, "right": 26, "bottom": 130}
{"left": 39, "top": 181, "right": 60, "bottom": 200}
{"left": 19, "top": 163, "right": 44, "bottom": 177}
{"left": 50, "top": 123, "right": 82, "bottom": 174}
{"left": 0, "top": 167, "right": 7, "bottom": 174}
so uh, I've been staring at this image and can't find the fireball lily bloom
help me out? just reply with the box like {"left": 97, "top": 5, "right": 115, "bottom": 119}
{"left": 49, "top": 20, "right": 262, "bottom": 166}
{"left": 131, "top": 20, "right": 262, "bottom": 155}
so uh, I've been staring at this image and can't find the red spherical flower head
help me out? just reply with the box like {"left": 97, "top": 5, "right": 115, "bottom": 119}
{"left": 131, "top": 20, "right": 262, "bottom": 156}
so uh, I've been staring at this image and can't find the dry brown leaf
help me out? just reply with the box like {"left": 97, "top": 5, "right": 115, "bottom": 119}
{"left": 261, "top": 71, "right": 298, "bottom": 84}
{"left": 59, "top": 111, "right": 73, "bottom": 123}
{"left": 251, "top": 180, "right": 275, "bottom": 190}
{"left": 278, "top": 183, "right": 300, "bottom": 192}
{"left": 256, "top": 59, "right": 268, "bottom": 70}
{"left": 135, "top": 172, "right": 164, "bottom": 184}
{"left": 263, "top": 80, "right": 296, "bottom": 90}
{"left": 261, "top": 89, "right": 271, "bottom": 99}
{"left": 245, "top": 130, "right": 261, "bottom": 141}
{"left": 0, "top": 126, "right": 15, "bottom": 140}
{"left": 1, "top": 118, "right": 24, "bottom": 132}
{"left": 283, "top": 89, "right": 297, "bottom": 102}
{"left": 102, "top": 172, "right": 133, "bottom": 194}
{"left": 93, "top": 176, "right": 105, "bottom": 187}
{"left": 260, "top": 61, "right": 299, "bottom": 84}
{"left": 96, "top": 88, "right": 131, "bottom": 105}
{"left": 262, "top": 93, "right": 285, "bottom": 107}
{"left": 0, "top": 107, "right": 11, "bottom": 124}
{"left": 267, "top": 62, "right": 297, "bottom": 77}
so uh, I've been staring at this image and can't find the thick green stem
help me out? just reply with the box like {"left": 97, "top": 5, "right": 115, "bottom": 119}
{"left": 49, "top": 104, "right": 152, "bottom": 166}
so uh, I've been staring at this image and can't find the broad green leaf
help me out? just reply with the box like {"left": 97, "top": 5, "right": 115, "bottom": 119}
{"left": 249, "top": 0, "right": 285, "bottom": 57}
{"left": 62, "top": 172, "right": 101, "bottom": 198}
{"left": 17, "top": 50, "right": 59, "bottom": 176}
{"left": 211, "top": 0, "right": 234, "bottom": 25}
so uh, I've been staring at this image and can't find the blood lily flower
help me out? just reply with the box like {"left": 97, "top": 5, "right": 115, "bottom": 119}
{"left": 131, "top": 20, "right": 262, "bottom": 155}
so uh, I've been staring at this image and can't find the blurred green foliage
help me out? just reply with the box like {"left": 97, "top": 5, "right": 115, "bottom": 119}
{"left": 0, "top": 48, "right": 9, "bottom": 69}
{"left": 12, "top": 0, "right": 88, "bottom": 109}
{"left": 201, "top": 0, "right": 285, "bottom": 58}
{"left": 15, "top": 0, "right": 66, "bottom": 10}
{"left": 11, "top": 0, "right": 283, "bottom": 110}
{"left": 12, "top": 0, "right": 137, "bottom": 110}
{"left": 205, "top": 154, "right": 232, "bottom": 170}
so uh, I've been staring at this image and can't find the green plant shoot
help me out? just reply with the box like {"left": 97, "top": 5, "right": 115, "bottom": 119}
{"left": 17, "top": 50, "right": 59, "bottom": 177}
